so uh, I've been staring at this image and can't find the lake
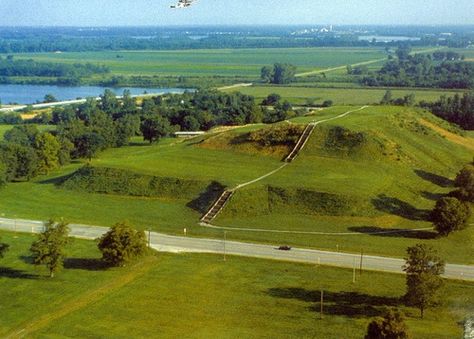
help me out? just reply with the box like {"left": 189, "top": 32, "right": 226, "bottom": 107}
{"left": 0, "top": 84, "right": 187, "bottom": 105}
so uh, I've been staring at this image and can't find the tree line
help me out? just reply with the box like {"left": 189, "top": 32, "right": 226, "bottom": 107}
{"left": 0, "top": 89, "right": 297, "bottom": 185}
{"left": 0, "top": 56, "right": 109, "bottom": 78}
{"left": 358, "top": 47, "right": 474, "bottom": 89}
{"left": 420, "top": 92, "right": 474, "bottom": 130}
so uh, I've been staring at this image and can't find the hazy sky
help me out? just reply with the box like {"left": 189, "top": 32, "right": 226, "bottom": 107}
{"left": 1, "top": 0, "right": 473, "bottom": 26}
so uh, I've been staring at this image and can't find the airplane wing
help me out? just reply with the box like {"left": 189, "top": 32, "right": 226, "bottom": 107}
{"left": 170, "top": 0, "right": 197, "bottom": 8}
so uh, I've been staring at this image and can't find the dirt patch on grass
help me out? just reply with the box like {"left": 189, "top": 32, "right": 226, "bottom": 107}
{"left": 419, "top": 118, "right": 474, "bottom": 151}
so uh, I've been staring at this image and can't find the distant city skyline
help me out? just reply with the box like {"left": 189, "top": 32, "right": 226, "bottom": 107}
{"left": 0, "top": 0, "right": 473, "bottom": 27}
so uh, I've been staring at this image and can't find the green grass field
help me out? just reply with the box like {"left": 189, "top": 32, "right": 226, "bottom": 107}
{"left": 0, "top": 232, "right": 472, "bottom": 338}
{"left": 12, "top": 48, "right": 388, "bottom": 77}
{"left": 223, "top": 85, "right": 461, "bottom": 105}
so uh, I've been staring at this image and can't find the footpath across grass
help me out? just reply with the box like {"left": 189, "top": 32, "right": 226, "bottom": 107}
{"left": 0, "top": 231, "right": 472, "bottom": 338}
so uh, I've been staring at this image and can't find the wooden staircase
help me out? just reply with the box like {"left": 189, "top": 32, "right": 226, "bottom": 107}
{"left": 200, "top": 190, "right": 234, "bottom": 224}
{"left": 284, "top": 123, "right": 316, "bottom": 163}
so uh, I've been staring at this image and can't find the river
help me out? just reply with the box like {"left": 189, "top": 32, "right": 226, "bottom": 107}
{"left": 0, "top": 84, "right": 187, "bottom": 105}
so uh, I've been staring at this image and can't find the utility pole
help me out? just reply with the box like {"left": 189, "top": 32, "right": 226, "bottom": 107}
{"left": 359, "top": 249, "right": 364, "bottom": 275}
{"left": 353, "top": 257, "right": 356, "bottom": 283}
{"left": 223, "top": 231, "right": 227, "bottom": 262}
{"left": 320, "top": 290, "right": 324, "bottom": 319}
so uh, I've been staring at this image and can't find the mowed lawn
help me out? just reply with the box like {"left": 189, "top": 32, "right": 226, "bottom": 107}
{"left": 0, "top": 232, "right": 472, "bottom": 338}
{"left": 223, "top": 85, "right": 462, "bottom": 105}
{"left": 12, "top": 47, "right": 388, "bottom": 77}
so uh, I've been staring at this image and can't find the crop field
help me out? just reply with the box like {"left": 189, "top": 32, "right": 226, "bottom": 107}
{"left": 0, "top": 231, "right": 472, "bottom": 338}
{"left": 12, "top": 48, "right": 388, "bottom": 77}
{"left": 223, "top": 85, "right": 461, "bottom": 105}
{"left": 0, "top": 106, "right": 472, "bottom": 263}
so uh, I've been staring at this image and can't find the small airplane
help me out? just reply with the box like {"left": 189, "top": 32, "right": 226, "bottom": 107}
{"left": 170, "top": 0, "right": 196, "bottom": 8}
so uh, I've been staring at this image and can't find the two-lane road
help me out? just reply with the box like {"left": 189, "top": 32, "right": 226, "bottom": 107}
{"left": 0, "top": 217, "right": 473, "bottom": 281}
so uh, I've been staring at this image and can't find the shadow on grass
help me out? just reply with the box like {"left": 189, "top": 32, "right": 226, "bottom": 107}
{"left": 37, "top": 172, "right": 75, "bottom": 186}
{"left": 371, "top": 194, "right": 430, "bottom": 221}
{"left": 64, "top": 258, "right": 109, "bottom": 271}
{"left": 267, "top": 288, "right": 400, "bottom": 318}
{"left": 420, "top": 191, "right": 446, "bottom": 201}
{"left": 414, "top": 169, "right": 453, "bottom": 188}
{"left": 348, "top": 226, "right": 437, "bottom": 239}
{"left": 187, "top": 181, "right": 226, "bottom": 214}
{"left": 0, "top": 267, "right": 38, "bottom": 279}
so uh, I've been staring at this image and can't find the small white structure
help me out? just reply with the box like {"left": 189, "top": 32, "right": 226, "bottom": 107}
{"left": 174, "top": 131, "right": 206, "bottom": 138}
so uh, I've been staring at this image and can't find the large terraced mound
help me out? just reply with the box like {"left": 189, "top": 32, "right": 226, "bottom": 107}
{"left": 0, "top": 106, "right": 472, "bottom": 262}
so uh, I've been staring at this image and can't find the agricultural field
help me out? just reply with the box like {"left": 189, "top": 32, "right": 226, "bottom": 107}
{"left": 0, "top": 106, "right": 472, "bottom": 263}
{"left": 223, "top": 85, "right": 461, "bottom": 105}
{"left": 11, "top": 48, "right": 388, "bottom": 78}
{"left": 0, "top": 231, "right": 472, "bottom": 338}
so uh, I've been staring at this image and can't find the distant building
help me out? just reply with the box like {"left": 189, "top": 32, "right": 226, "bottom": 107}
{"left": 174, "top": 131, "right": 206, "bottom": 138}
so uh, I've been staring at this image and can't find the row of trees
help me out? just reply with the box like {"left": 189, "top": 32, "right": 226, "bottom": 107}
{"left": 421, "top": 92, "right": 474, "bottom": 130}
{"left": 0, "top": 219, "right": 148, "bottom": 278}
{"left": 358, "top": 48, "right": 474, "bottom": 89}
{"left": 0, "top": 56, "right": 109, "bottom": 78}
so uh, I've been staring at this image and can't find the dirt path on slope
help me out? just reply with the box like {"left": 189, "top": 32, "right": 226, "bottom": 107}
{"left": 420, "top": 119, "right": 474, "bottom": 151}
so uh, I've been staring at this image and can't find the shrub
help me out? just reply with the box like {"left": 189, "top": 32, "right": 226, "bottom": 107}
{"left": 246, "top": 125, "right": 304, "bottom": 147}
{"left": 431, "top": 197, "right": 471, "bottom": 236}
{"left": 97, "top": 222, "right": 148, "bottom": 267}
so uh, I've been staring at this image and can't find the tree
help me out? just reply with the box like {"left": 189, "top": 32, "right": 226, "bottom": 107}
{"left": 140, "top": 115, "right": 171, "bottom": 144}
{"left": 272, "top": 63, "right": 297, "bottom": 84}
{"left": 0, "top": 161, "right": 6, "bottom": 188}
{"left": 74, "top": 132, "right": 106, "bottom": 161}
{"left": 34, "top": 132, "right": 61, "bottom": 174}
{"left": 182, "top": 115, "right": 200, "bottom": 131}
{"left": 43, "top": 93, "right": 57, "bottom": 103}
{"left": 97, "top": 222, "right": 148, "bottom": 267}
{"left": 0, "top": 143, "right": 38, "bottom": 181}
{"left": 403, "top": 244, "right": 445, "bottom": 318}
{"left": 3, "top": 125, "right": 39, "bottom": 146}
{"left": 381, "top": 90, "right": 393, "bottom": 104}
{"left": 115, "top": 114, "right": 141, "bottom": 147}
{"left": 261, "top": 64, "right": 297, "bottom": 84}
{"left": 260, "top": 66, "right": 273, "bottom": 83}
{"left": 262, "top": 93, "right": 281, "bottom": 106}
{"left": 0, "top": 235, "right": 9, "bottom": 259}
{"left": 365, "top": 309, "right": 410, "bottom": 339}
{"left": 30, "top": 219, "right": 71, "bottom": 278}
{"left": 453, "top": 164, "right": 474, "bottom": 202}
{"left": 431, "top": 197, "right": 471, "bottom": 236}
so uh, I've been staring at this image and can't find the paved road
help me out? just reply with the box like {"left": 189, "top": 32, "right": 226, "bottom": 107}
{"left": 0, "top": 92, "right": 182, "bottom": 113}
{"left": 0, "top": 217, "right": 473, "bottom": 281}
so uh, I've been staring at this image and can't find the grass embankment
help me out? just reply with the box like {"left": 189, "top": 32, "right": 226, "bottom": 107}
{"left": 0, "top": 232, "right": 472, "bottom": 338}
